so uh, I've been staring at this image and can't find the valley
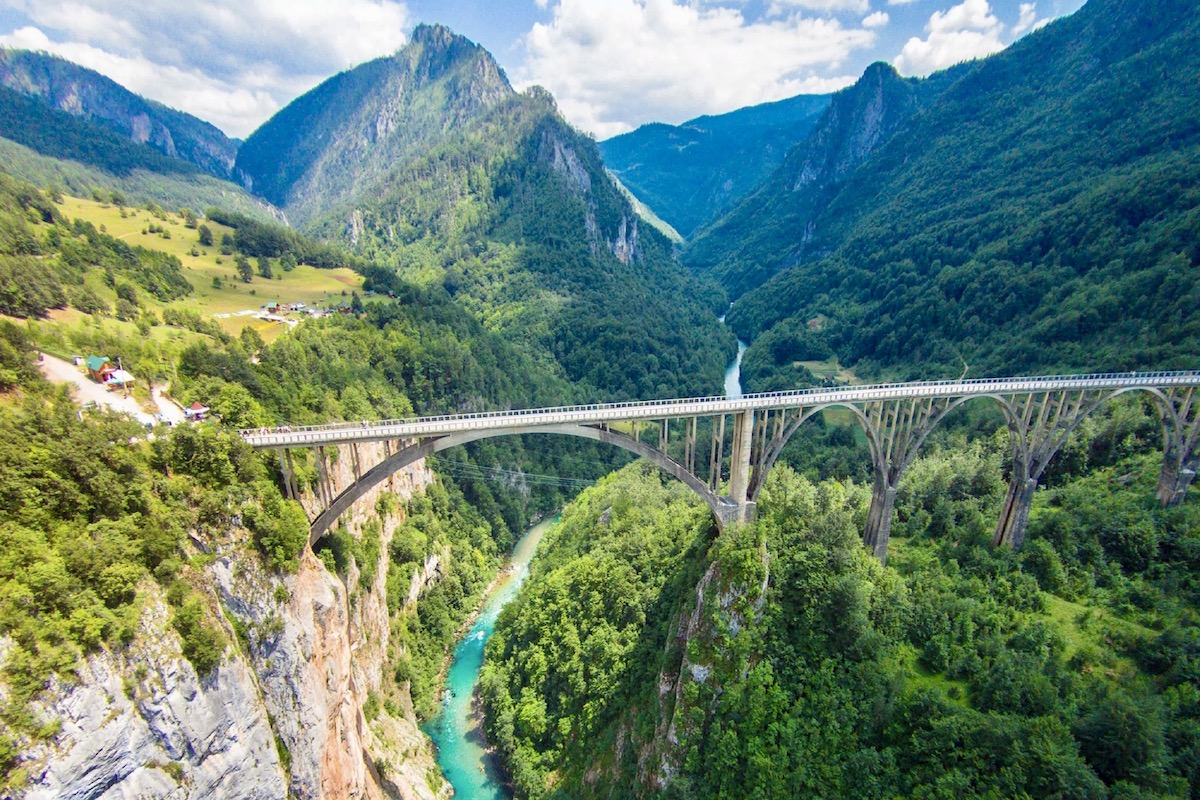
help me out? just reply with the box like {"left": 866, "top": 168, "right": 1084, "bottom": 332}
{"left": 0, "top": 0, "right": 1198, "bottom": 798}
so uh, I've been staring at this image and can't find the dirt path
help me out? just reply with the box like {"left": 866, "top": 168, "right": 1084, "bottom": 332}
{"left": 38, "top": 353, "right": 157, "bottom": 424}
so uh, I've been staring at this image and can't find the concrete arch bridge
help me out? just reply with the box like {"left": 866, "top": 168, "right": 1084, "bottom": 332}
{"left": 240, "top": 371, "right": 1200, "bottom": 563}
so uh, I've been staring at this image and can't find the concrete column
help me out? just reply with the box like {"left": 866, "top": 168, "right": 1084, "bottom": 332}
{"left": 279, "top": 450, "right": 294, "bottom": 500}
{"left": 994, "top": 476, "right": 1037, "bottom": 550}
{"left": 728, "top": 410, "right": 754, "bottom": 506}
{"left": 863, "top": 473, "right": 898, "bottom": 564}
{"left": 284, "top": 449, "right": 299, "bottom": 500}
{"left": 1157, "top": 458, "right": 1197, "bottom": 507}
{"left": 994, "top": 454, "right": 1035, "bottom": 550}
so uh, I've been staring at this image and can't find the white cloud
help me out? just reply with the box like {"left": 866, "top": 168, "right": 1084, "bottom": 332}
{"left": 1011, "top": 2, "right": 1050, "bottom": 36}
{"left": 517, "top": 0, "right": 876, "bottom": 138}
{"left": 0, "top": 0, "right": 411, "bottom": 136}
{"left": 769, "top": 0, "right": 870, "bottom": 14}
{"left": 892, "top": 0, "right": 1005, "bottom": 76}
{"left": 863, "top": 11, "right": 890, "bottom": 27}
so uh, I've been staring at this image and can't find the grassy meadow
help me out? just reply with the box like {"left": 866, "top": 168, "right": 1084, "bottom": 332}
{"left": 57, "top": 195, "right": 364, "bottom": 341}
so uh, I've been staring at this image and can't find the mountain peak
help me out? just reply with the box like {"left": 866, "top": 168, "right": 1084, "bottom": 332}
{"left": 236, "top": 23, "right": 514, "bottom": 220}
{"left": 860, "top": 61, "right": 901, "bottom": 82}
{"left": 409, "top": 23, "right": 458, "bottom": 49}
{"left": 400, "top": 23, "right": 511, "bottom": 97}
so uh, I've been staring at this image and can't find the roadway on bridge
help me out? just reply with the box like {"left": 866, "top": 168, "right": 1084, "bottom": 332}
{"left": 240, "top": 371, "right": 1200, "bottom": 450}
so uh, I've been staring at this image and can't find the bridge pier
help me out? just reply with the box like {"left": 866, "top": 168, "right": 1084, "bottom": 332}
{"left": 1157, "top": 462, "right": 1197, "bottom": 506}
{"left": 1154, "top": 387, "right": 1200, "bottom": 507}
{"left": 859, "top": 397, "right": 954, "bottom": 564}
{"left": 992, "top": 390, "right": 1106, "bottom": 550}
{"left": 863, "top": 475, "right": 898, "bottom": 563}
{"left": 728, "top": 411, "right": 754, "bottom": 507}
{"left": 278, "top": 450, "right": 296, "bottom": 501}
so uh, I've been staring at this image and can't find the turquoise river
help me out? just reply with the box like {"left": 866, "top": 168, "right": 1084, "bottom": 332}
{"left": 424, "top": 325, "right": 745, "bottom": 797}
{"left": 424, "top": 515, "right": 556, "bottom": 799}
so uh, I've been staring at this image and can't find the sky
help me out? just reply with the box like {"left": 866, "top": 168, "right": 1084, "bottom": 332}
{"left": 0, "top": 0, "right": 1087, "bottom": 140}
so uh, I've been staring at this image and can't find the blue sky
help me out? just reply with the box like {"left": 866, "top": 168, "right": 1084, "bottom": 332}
{"left": 0, "top": 0, "right": 1086, "bottom": 139}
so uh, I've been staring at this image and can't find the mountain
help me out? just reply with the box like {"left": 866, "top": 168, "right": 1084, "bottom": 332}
{"left": 685, "top": 62, "right": 962, "bottom": 300}
{"left": 236, "top": 24, "right": 511, "bottom": 225}
{"left": 598, "top": 93, "right": 831, "bottom": 238}
{"left": 0, "top": 48, "right": 238, "bottom": 178}
{"left": 238, "top": 24, "right": 734, "bottom": 401}
{"left": 688, "top": 0, "right": 1200, "bottom": 383}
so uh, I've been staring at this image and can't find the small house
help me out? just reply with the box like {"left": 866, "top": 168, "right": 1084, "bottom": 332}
{"left": 184, "top": 401, "right": 209, "bottom": 421}
{"left": 86, "top": 355, "right": 115, "bottom": 383}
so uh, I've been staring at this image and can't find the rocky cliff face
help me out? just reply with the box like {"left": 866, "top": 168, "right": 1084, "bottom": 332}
{"left": 17, "top": 594, "right": 287, "bottom": 800}
{"left": 15, "top": 442, "right": 447, "bottom": 800}
{"left": 0, "top": 48, "right": 238, "bottom": 178}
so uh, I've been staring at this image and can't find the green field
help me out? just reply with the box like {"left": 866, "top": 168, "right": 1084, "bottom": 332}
{"left": 57, "top": 195, "right": 364, "bottom": 341}
{"left": 796, "top": 355, "right": 859, "bottom": 384}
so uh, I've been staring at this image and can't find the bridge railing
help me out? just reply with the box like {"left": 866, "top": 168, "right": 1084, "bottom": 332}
{"left": 239, "top": 370, "right": 1200, "bottom": 441}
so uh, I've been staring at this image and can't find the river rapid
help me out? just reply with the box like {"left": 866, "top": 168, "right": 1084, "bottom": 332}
{"left": 424, "top": 326, "right": 747, "bottom": 798}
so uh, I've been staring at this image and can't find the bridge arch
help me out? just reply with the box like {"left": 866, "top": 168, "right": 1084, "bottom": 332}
{"left": 748, "top": 394, "right": 1019, "bottom": 503}
{"left": 307, "top": 423, "right": 734, "bottom": 543}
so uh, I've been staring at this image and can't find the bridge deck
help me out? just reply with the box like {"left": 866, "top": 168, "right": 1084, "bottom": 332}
{"left": 239, "top": 371, "right": 1200, "bottom": 450}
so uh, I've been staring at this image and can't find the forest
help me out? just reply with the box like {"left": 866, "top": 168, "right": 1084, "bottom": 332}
{"left": 303, "top": 88, "right": 734, "bottom": 402}
{"left": 481, "top": 400, "right": 1200, "bottom": 798}
{"left": 689, "top": 0, "right": 1200, "bottom": 384}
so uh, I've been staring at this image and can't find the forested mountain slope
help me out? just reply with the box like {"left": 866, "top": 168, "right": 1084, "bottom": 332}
{"left": 483, "top": 416, "right": 1200, "bottom": 799}
{"left": 0, "top": 48, "right": 238, "bottom": 179}
{"left": 598, "top": 93, "right": 831, "bottom": 237}
{"left": 690, "top": 0, "right": 1200, "bottom": 383}
{"left": 0, "top": 52, "right": 276, "bottom": 222}
{"left": 239, "top": 25, "right": 733, "bottom": 401}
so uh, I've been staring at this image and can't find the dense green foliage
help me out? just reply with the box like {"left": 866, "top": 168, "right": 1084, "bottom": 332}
{"left": 482, "top": 401, "right": 1200, "bottom": 798}
{"left": 0, "top": 85, "right": 199, "bottom": 179}
{"left": 0, "top": 172, "right": 191, "bottom": 318}
{"left": 688, "top": 0, "right": 1200, "bottom": 383}
{"left": 376, "top": 480, "right": 503, "bottom": 717}
{"left": 480, "top": 462, "right": 715, "bottom": 795}
{"left": 598, "top": 93, "right": 830, "bottom": 237}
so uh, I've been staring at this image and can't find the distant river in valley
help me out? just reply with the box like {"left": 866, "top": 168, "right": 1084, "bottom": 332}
{"left": 720, "top": 313, "right": 749, "bottom": 399}
{"left": 424, "top": 516, "right": 556, "bottom": 800}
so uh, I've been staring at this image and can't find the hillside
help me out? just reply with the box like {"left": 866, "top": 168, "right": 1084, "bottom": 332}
{"left": 483, "top": 415, "right": 1200, "bottom": 799}
{"left": 0, "top": 48, "right": 238, "bottom": 179}
{"left": 598, "top": 92, "right": 830, "bottom": 238}
{"left": 239, "top": 25, "right": 734, "bottom": 401}
{"left": 688, "top": 0, "right": 1200, "bottom": 383}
